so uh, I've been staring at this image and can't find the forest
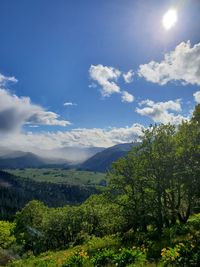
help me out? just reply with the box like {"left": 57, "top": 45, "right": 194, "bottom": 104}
{"left": 0, "top": 105, "right": 200, "bottom": 266}
{"left": 0, "top": 170, "right": 100, "bottom": 220}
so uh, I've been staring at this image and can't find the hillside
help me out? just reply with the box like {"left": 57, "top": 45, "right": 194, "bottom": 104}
{"left": 0, "top": 152, "right": 51, "bottom": 169}
{"left": 80, "top": 142, "right": 139, "bottom": 172}
{"left": 0, "top": 170, "right": 99, "bottom": 220}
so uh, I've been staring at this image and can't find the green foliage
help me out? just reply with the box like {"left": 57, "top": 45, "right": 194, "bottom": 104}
{"left": 82, "top": 194, "right": 124, "bottom": 236}
{"left": 0, "top": 221, "right": 16, "bottom": 249}
{"left": 192, "top": 103, "right": 200, "bottom": 124}
{"left": 188, "top": 213, "right": 200, "bottom": 230}
{"left": 62, "top": 251, "right": 89, "bottom": 267}
{"left": 161, "top": 241, "right": 200, "bottom": 266}
{"left": 90, "top": 247, "right": 146, "bottom": 267}
{"left": 161, "top": 245, "right": 182, "bottom": 265}
{"left": 108, "top": 120, "right": 200, "bottom": 233}
{"left": 114, "top": 247, "right": 146, "bottom": 267}
{"left": 85, "top": 235, "right": 121, "bottom": 256}
{"left": 91, "top": 248, "right": 116, "bottom": 266}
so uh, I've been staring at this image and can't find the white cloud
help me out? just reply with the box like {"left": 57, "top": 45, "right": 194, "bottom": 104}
{"left": 0, "top": 73, "right": 18, "bottom": 86}
{"left": 89, "top": 64, "right": 121, "bottom": 96}
{"left": 123, "top": 70, "right": 134, "bottom": 83}
{"left": 63, "top": 102, "right": 77, "bottom": 106}
{"left": 89, "top": 64, "right": 135, "bottom": 102}
{"left": 193, "top": 91, "right": 200, "bottom": 104}
{"left": 136, "top": 99, "right": 187, "bottom": 124}
{"left": 138, "top": 41, "right": 200, "bottom": 85}
{"left": 0, "top": 88, "right": 71, "bottom": 132}
{"left": 121, "top": 91, "right": 134, "bottom": 103}
{"left": 0, "top": 123, "right": 145, "bottom": 160}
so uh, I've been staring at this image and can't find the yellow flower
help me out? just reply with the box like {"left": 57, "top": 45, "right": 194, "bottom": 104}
{"left": 175, "top": 251, "right": 180, "bottom": 257}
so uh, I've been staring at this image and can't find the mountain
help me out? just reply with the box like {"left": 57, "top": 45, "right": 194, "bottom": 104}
{"left": 79, "top": 142, "right": 139, "bottom": 172}
{"left": 0, "top": 146, "right": 106, "bottom": 168}
{"left": 0, "top": 152, "right": 61, "bottom": 169}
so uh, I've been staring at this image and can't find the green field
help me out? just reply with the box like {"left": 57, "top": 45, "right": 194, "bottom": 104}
{"left": 6, "top": 168, "right": 107, "bottom": 186}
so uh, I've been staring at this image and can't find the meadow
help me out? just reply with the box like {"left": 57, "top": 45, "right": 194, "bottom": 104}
{"left": 6, "top": 168, "right": 107, "bottom": 187}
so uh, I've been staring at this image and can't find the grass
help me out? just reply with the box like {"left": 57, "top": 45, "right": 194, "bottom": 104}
{"left": 6, "top": 168, "right": 107, "bottom": 186}
{"left": 5, "top": 235, "right": 149, "bottom": 267}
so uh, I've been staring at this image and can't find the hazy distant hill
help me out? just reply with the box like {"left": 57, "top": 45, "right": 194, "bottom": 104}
{"left": 0, "top": 144, "right": 137, "bottom": 170}
{"left": 0, "top": 152, "right": 60, "bottom": 169}
{"left": 50, "top": 146, "right": 105, "bottom": 163}
{"left": 80, "top": 142, "right": 139, "bottom": 172}
{"left": 0, "top": 146, "right": 105, "bottom": 169}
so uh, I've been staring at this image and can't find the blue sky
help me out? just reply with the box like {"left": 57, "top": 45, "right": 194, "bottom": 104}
{"left": 0, "top": 0, "right": 200, "bottom": 155}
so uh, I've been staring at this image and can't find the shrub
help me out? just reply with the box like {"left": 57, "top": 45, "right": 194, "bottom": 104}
{"left": 86, "top": 235, "right": 121, "bottom": 255}
{"left": 62, "top": 250, "right": 89, "bottom": 267}
{"left": 91, "top": 247, "right": 146, "bottom": 267}
{"left": 91, "top": 248, "right": 115, "bottom": 266}
{"left": 0, "top": 221, "right": 16, "bottom": 249}
{"left": 161, "top": 242, "right": 200, "bottom": 266}
{"left": 161, "top": 245, "right": 181, "bottom": 265}
{"left": 114, "top": 247, "right": 146, "bottom": 267}
{"left": 188, "top": 213, "right": 200, "bottom": 230}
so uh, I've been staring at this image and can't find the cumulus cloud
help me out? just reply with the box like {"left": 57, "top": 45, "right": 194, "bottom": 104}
{"left": 121, "top": 91, "right": 134, "bottom": 103}
{"left": 89, "top": 64, "right": 135, "bottom": 102}
{"left": 123, "top": 70, "right": 134, "bottom": 83}
{"left": 138, "top": 41, "right": 200, "bottom": 85}
{"left": 0, "top": 73, "right": 18, "bottom": 86}
{"left": 63, "top": 102, "right": 77, "bottom": 106}
{"left": 0, "top": 89, "right": 71, "bottom": 132}
{"left": 89, "top": 64, "right": 121, "bottom": 96}
{"left": 136, "top": 99, "right": 187, "bottom": 124}
{"left": 193, "top": 91, "right": 200, "bottom": 104}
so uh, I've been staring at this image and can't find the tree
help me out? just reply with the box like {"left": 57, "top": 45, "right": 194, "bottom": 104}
{"left": 82, "top": 194, "right": 124, "bottom": 236}
{"left": 15, "top": 200, "right": 48, "bottom": 253}
{"left": 192, "top": 104, "right": 200, "bottom": 124}
{"left": 108, "top": 122, "right": 199, "bottom": 233}
{"left": 175, "top": 117, "right": 200, "bottom": 222}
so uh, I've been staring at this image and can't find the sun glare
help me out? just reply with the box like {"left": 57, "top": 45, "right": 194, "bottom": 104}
{"left": 162, "top": 9, "right": 177, "bottom": 30}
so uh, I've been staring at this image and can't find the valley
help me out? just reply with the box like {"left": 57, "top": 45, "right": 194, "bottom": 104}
{"left": 6, "top": 168, "right": 107, "bottom": 186}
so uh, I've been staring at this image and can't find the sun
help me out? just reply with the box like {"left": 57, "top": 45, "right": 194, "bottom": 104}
{"left": 162, "top": 9, "right": 177, "bottom": 30}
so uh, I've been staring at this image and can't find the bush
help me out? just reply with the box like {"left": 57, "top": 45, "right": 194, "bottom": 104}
{"left": 161, "top": 245, "right": 181, "bottom": 265}
{"left": 188, "top": 213, "right": 200, "bottom": 230}
{"left": 86, "top": 235, "right": 121, "bottom": 255}
{"left": 161, "top": 242, "right": 200, "bottom": 266}
{"left": 0, "top": 221, "right": 16, "bottom": 249}
{"left": 91, "top": 248, "right": 115, "bottom": 266}
{"left": 91, "top": 247, "right": 146, "bottom": 267}
{"left": 114, "top": 247, "right": 146, "bottom": 267}
{"left": 62, "top": 250, "right": 89, "bottom": 267}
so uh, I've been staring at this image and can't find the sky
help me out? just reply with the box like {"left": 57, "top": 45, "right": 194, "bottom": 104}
{"left": 0, "top": 0, "right": 200, "bottom": 157}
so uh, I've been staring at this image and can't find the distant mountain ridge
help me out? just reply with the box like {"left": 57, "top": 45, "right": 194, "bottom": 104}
{"left": 79, "top": 142, "right": 139, "bottom": 172}
{"left": 0, "top": 146, "right": 106, "bottom": 169}
{"left": 0, "top": 143, "right": 138, "bottom": 170}
{"left": 0, "top": 152, "right": 49, "bottom": 169}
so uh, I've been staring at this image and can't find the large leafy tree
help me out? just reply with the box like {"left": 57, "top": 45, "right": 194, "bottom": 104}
{"left": 175, "top": 112, "right": 200, "bottom": 222}
{"left": 108, "top": 113, "right": 200, "bottom": 233}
